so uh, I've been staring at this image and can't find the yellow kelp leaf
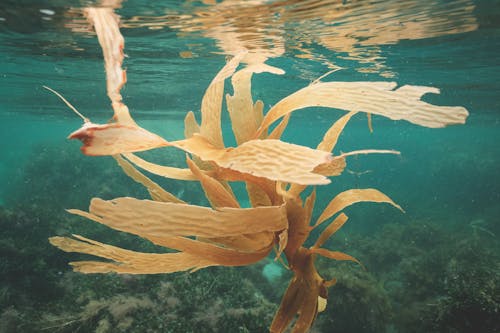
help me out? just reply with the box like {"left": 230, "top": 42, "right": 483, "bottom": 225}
{"left": 214, "top": 167, "right": 279, "bottom": 205}
{"left": 184, "top": 111, "right": 200, "bottom": 139}
{"left": 102, "top": 134, "right": 331, "bottom": 185}
{"left": 122, "top": 153, "right": 196, "bottom": 181}
{"left": 276, "top": 229, "right": 288, "bottom": 259}
{"left": 226, "top": 70, "right": 259, "bottom": 145}
{"left": 69, "top": 197, "right": 287, "bottom": 239}
{"left": 243, "top": 62, "right": 284, "bottom": 76}
{"left": 213, "top": 139, "right": 331, "bottom": 185}
{"left": 314, "top": 148, "right": 399, "bottom": 180}
{"left": 291, "top": 286, "right": 320, "bottom": 333}
{"left": 314, "top": 150, "right": 398, "bottom": 179}
{"left": 304, "top": 188, "right": 316, "bottom": 227}
{"left": 270, "top": 275, "right": 321, "bottom": 333}
{"left": 268, "top": 114, "right": 291, "bottom": 140}
{"left": 113, "top": 155, "right": 185, "bottom": 203}
{"left": 176, "top": 136, "right": 332, "bottom": 185}
{"left": 255, "top": 81, "right": 469, "bottom": 137}
{"left": 309, "top": 247, "right": 362, "bottom": 266}
{"left": 85, "top": 7, "right": 133, "bottom": 125}
{"left": 153, "top": 235, "right": 274, "bottom": 266}
{"left": 317, "top": 111, "right": 358, "bottom": 152}
{"left": 253, "top": 100, "right": 265, "bottom": 134}
{"left": 200, "top": 51, "right": 246, "bottom": 148}
{"left": 184, "top": 109, "right": 210, "bottom": 171}
{"left": 270, "top": 277, "right": 304, "bottom": 333}
{"left": 206, "top": 232, "right": 274, "bottom": 252}
{"left": 312, "top": 157, "right": 346, "bottom": 176}
{"left": 283, "top": 198, "right": 311, "bottom": 260}
{"left": 315, "top": 188, "right": 403, "bottom": 227}
{"left": 49, "top": 235, "right": 215, "bottom": 274}
{"left": 246, "top": 181, "right": 272, "bottom": 207}
{"left": 226, "top": 64, "right": 284, "bottom": 145}
{"left": 313, "top": 213, "right": 348, "bottom": 248}
{"left": 69, "top": 122, "right": 169, "bottom": 156}
{"left": 186, "top": 157, "right": 239, "bottom": 208}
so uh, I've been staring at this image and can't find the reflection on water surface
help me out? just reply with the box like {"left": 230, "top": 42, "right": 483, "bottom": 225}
{"left": 1, "top": 0, "right": 478, "bottom": 77}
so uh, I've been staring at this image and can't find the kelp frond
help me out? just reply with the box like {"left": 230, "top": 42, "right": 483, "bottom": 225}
{"left": 48, "top": 5, "right": 469, "bottom": 333}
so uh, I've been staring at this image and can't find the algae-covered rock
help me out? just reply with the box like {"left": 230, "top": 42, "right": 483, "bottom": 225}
{"left": 431, "top": 238, "right": 499, "bottom": 332}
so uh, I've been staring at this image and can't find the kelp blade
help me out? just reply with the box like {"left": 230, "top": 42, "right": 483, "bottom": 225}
{"left": 256, "top": 81, "right": 469, "bottom": 137}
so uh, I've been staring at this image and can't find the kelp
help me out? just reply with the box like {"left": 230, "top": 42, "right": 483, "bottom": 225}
{"left": 255, "top": 81, "right": 469, "bottom": 137}
{"left": 47, "top": 5, "right": 470, "bottom": 333}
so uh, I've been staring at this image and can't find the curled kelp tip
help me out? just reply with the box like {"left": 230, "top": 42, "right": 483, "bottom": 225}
{"left": 68, "top": 122, "right": 170, "bottom": 156}
{"left": 72, "top": 197, "right": 288, "bottom": 240}
{"left": 315, "top": 188, "right": 404, "bottom": 228}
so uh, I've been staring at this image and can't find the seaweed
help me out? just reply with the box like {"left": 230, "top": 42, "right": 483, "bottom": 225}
{"left": 46, "top": 5, "right": 469, "bottom": 333}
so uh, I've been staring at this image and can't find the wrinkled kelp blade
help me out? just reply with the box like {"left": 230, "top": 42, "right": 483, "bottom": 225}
{"left": 49, "top": 235, "right": 214, "bottom": 274}
{"left": 256, "top": 81, "right": 469, "bottom": 137}
{"left": 52, "top": 232, "right": 275, "bottom": 274}
{"left": 205, "top": 232, "right": 275, "bottom": 252}
{"left": 316, "top": 188, "right": 403, "bottom": 227}
{"left": 150, "top": 236, "right": 274, "bottom": 266}
{"left": 176, "top": 136, "right": 333, "bottom": 185}
{"left": 312, "top": 157, "right": 346, "bottom": 176}
{"left": 71, "top": 123, "right": 334, "bottom": 185}
{"left": 69, "top": 197, "right": 287, "bottom": 239}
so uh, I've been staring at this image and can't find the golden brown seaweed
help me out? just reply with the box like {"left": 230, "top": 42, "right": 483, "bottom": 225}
{"left": 48, "top": 5, "right": 471, "bottom": 333}
{"left": 85, "top": 7, "right": 132, "bottom": 125}
{"left": 69, "top": 122, "right": 169, "bottom": 156}
{"left": 113, "top": 154, "right": 185, "bottom": 203}
{"left": 315, "top": 188, "right": 404, "bottom": 227}
{"left": 255, "top": 81, "right": 469, "bottom": 137}
{"left": 68, "top": 198, "right": 287, "bottom": 239}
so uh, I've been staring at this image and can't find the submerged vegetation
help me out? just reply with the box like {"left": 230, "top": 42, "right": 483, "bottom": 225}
{"left": 37, "top": 5, "right": 476, "bottom": 333}
{"left": 2, "top": 172, "right": 498, "bottom": 332}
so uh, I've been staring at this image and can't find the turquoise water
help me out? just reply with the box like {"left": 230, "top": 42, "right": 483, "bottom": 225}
{"left": 0, "top": 1, "right": 499, "bottom": 332}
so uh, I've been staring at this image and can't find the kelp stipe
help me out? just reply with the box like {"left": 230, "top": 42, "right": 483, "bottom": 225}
{"left": 48, "top": 5, "right": 469, "bottom": 333}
